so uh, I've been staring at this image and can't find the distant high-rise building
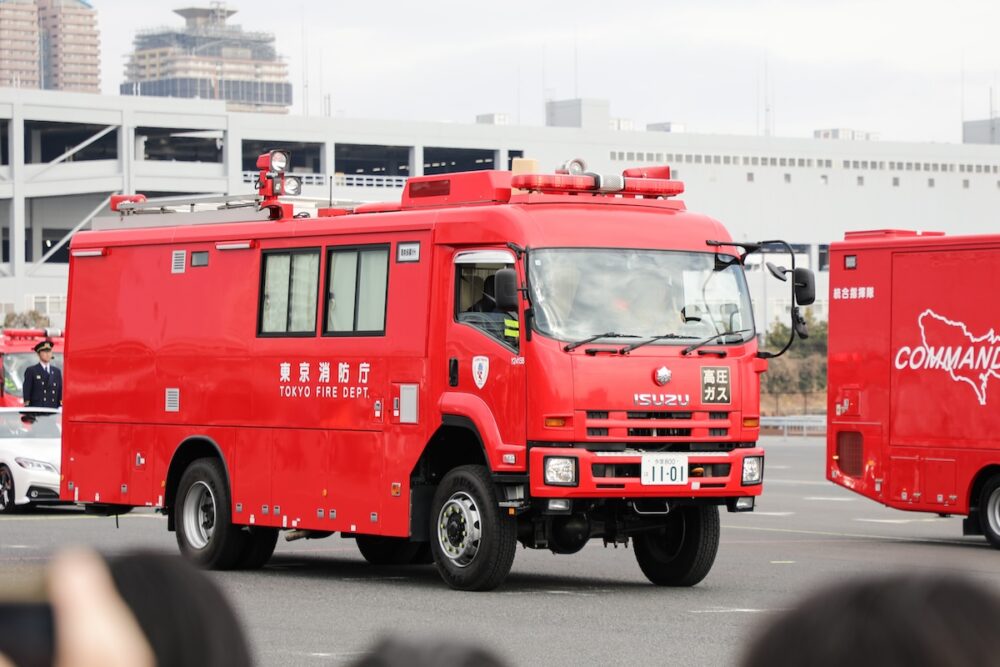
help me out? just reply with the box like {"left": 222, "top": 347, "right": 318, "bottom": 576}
{"left": 0, "top": 0, "right": 98, "bottom": 92}
{"left": 122, "top": 4, "right": 292, "bottom": 113}
{"left": 0, "top": 0, "right": 42, "bottom": 89}
{"left": 37, "top": 0, "right": 100, "bottom": 92}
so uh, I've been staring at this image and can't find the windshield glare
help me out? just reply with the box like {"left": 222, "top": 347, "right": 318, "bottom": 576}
{"left": 528, "top": 248, "right": 755, "bottom": 343}
{"left": 3, "top": 352, "right": 64, "bottom": 398}
{"left": 0, "top": 412, "right": 61, "bottom": 438}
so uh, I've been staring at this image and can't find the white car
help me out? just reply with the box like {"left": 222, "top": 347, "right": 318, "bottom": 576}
{"left": 0, "top": 408, "right": 62, "bottom": 513}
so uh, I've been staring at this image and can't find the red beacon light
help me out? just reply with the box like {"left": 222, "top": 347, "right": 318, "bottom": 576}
{"left": 512, "top": 159, "right": 684, "bottom": 198}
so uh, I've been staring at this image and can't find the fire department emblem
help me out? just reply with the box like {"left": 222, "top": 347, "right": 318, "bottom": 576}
{"left": 473, "top": 356, "right": 490, "bottom": 389}
{"left": 654, "top": 366, "right": 672, "bottom": 386}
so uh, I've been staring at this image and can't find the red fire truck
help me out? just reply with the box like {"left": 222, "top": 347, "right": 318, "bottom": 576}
{"left": 62, "top": 152, "right": 814, "bottom": 590}
{"left": 0, "top": 328, "right": 64, "bottom": 407}
{"left": 827, "top": 229, "right": 1000, "bottom": 547}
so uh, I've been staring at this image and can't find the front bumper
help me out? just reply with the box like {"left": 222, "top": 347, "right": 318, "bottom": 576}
{"left": 528, "top": 446, "right": 764, "bottom": 499}
{"left": 13, "top": 467, "right": 59, "bottom": 506}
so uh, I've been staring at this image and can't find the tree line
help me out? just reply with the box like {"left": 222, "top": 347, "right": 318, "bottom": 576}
{"left": 760, "top": 309, "right": 827, "bottom": 415}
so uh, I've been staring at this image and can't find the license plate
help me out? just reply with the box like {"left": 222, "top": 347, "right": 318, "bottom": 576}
{"left": 641, "top": 454, "right": 688, "bottom": 486}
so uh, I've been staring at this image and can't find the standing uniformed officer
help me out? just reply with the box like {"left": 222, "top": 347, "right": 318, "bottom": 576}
{"left": 23, "top": 339, "right": 62, "bottom": 408}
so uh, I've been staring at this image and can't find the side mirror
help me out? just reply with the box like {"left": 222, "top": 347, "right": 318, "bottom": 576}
{"left": 792, "top": 307, "right": 809, "bottom": 339}
{"left": 494, "top": 268, "right": 519, "bottom": 312}
{"left": 766, "top": 262, "right": 788, "bottom": 282}
{"left": 793, "top": 267, "right": 815, "bottom": 306}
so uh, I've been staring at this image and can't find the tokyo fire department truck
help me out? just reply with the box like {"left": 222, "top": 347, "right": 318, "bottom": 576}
{"left": 827, "top": 229, "right": 1000, "bottom": 547}
{"left": 62, "top": 151, "right": 814, "bottom": 590}
{"left": 0, "top": 328, "right": 64, "bottom": 406}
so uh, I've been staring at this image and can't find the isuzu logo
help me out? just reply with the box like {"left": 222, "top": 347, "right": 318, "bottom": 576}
{"left": 653, "top": 366, "right": 672, "bottom": 386}
{"left": 634, "top": 393, "right": 690, "bottom": 407}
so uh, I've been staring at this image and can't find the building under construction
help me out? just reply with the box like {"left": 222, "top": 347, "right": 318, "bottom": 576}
{"left": 121, "top": 4, "right": 291, "bottom": 113}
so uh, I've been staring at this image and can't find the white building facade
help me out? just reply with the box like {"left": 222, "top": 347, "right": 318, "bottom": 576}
{"left": 4, "top": 88, "right": 1000, "bottom": 327}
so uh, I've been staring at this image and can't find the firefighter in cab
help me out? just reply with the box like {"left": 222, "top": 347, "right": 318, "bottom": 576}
{"left": 23, "top": 339, "right": 62, "bottom": 408}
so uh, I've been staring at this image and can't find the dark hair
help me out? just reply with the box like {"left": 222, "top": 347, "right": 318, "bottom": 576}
{"left": 741, "top": 573, "right": 1000, "bottom": 667}
{"left": 107, "top": 552, "right": 253, "bottom": 667}
{"left": 350, "top": 637, "right": 508, "bottom": 667}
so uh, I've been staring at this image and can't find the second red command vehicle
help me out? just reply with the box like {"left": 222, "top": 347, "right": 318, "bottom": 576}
{"left": 0, "top": 328, "right": 64, "bottom": 406}
{"left": 827, "top": 229, "right": 1000, "bottom": 547}
{"left": 62, "top": 152, "right": 814, "bottom": 590}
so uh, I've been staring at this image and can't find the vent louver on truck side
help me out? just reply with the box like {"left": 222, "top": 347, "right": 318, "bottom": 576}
{"left": 165, "top": 388, "right": 180, "bottom": 412}
{"left": 171, "top": 250, "right": 186, "bottom": 274}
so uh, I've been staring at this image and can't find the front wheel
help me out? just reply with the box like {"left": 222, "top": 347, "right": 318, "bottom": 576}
{"left": 175, "top": 458, "right": 247, "bottom": 569}
{"left": 430, "top": 465, "right": 516, "bottom": 591}
{"left": 633, "top": 505, "right": 720, "bottom": 586}
{"left": 236, "top": 527, "right": 279, "bottom": 569}
{"left": 0, "top": 465, "right": 16, "bottom": 514}
{"left": 979, "top": 475, "right": 1000, "bottom": 549}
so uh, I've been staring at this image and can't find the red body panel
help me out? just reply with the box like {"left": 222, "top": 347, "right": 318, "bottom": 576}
{"left": 62, "top": 169, "right": 765, "bottom": 537}
{"left": 827, "top": 230, "right": 1000, "bottom": 515}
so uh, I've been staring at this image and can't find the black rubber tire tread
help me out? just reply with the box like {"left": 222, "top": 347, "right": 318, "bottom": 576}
{"left": 633, "top": 505, "right": 720, "bottom": 587}
{"left": 429, "top": 464, "right": 517, "bottom": 591}
{"left": 175, "top": 457, "right": 248, "bottom": 570}
{"left": 236, "top": 527, "right": 279, "bottom": 569}
{"left": 978, "top": 475, "right": 1000, "bottom": 549}
{"left": 0, "top": 464, "right": 16, "bottom": 514}
{"left": 356, "top": 535, "right": 424, "bottom": 565}
{"left": 411, "top": 542, "right": 434, "bottom": 565}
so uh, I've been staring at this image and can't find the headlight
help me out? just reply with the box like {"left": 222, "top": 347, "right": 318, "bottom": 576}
{"left": 15, "top": 457, "right": 58, "bottom": 474}
{"left": 270, "top": 150, "right": 289, "bottom": 172}
{"left": 742, "top": 456, "right": 763, "bottom": 485}
{"left": 282, "top": 176, "right": 302, "bottom": 196}
{"left": 544, "top": 457, "right": 577, "bottom": 486}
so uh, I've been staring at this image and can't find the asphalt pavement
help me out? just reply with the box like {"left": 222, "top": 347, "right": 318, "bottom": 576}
{"left": 2, "top": 435, "right": 999, "bottom": 666}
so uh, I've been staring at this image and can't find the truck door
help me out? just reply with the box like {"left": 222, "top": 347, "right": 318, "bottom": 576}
{"left": 447, "top": 250, "right": 527, "bottom": 449}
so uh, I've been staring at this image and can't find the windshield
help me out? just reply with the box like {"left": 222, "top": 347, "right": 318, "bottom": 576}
{"left": 3, "top": 352, "right": 64, "bottom": 398}
{"left": 0, "top": 412, "right": 61, "bottom": 438}
{"left": 528, "top": 248, "right": 755, "bottom": 344}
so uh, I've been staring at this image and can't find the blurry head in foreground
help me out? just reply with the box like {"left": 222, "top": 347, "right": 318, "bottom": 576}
{"left": 741, "top": 573, "right": 1000, "bottom": 667}
{"left": 351, "top": 637, "right": 508, "bottom": 667}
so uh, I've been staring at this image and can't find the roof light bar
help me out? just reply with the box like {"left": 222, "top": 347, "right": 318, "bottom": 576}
{"left": 215, "top": 240, "right": 256, "bottom": 251}
{"left": 71, "top": 248, "right": 107, "bottom": 258}
{"left": 510, "top": 170, "right": 684, "bottom": 197}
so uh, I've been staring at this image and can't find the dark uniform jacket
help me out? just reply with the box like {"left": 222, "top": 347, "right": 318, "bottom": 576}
{"left": 23, "top": 363, "right": 62, "bottom": 408}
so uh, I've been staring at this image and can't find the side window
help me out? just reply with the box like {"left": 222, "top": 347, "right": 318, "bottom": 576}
{"left": 325, "top": 245, "right": 389, "bottom": 335}
{"left": 455, "top": 261, "right": 519, "bottom": 350}
{"left": 259, "top": 249, "right": 320, "bottom": 335}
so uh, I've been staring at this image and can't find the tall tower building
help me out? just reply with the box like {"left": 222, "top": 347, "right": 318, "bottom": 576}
{"left": 0, "top": 0, "right": 41, "bottom": 89}
{"left": 122, "top": 4, "right": 292, "bottom": 113}
{"left": 37, "top": 0, "right": 101, "bottom": 92}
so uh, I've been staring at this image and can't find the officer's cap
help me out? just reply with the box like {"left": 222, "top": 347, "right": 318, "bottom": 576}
{"left": 33, "top": 340, "right": 53, "bottom": 353}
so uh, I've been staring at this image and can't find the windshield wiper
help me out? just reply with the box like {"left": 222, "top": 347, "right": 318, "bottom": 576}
{"left": 619, "top": 333, "right": 699, "bottom": 354}
{"left": 681, "top": 329, "right": 752, "bottom": 356}
{"left": 564, "top": 332, "right": 641, "bottom": 352}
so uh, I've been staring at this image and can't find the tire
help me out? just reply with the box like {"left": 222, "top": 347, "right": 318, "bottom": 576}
{"left": 356, "top": 535, "right": 425, "bottom": 565}
{"left": 0, "top": 465, "right": 15, "bottom": 514}
{"left": 429, "top": 465, "right": 516, "bottom": 591}
{"left": 175, "top": 458, "right": 247, "bottom": 570}
{"left": 978, "top": 474, "right": 1000, "bottom": 549}
{"left": 235, "top": 527, "right": 279, "bottom": 569}
{"left": 633, "top": 505, "right": 720, "bottom": 587}
{"left": 411, "top": 542, "right": 434, "bottom": 565}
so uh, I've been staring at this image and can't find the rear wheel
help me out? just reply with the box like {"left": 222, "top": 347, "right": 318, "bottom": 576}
{"left": 175, "top": 458, "right": 247, "bottom": 569}
{"left": 355, "top": 535, "right": 424, "bottom": 565}
{"left": 236, "top": 527, "right": 279, "bottom": 569}
{"left": 430, "top": 465, "right": 516, "bottom": 591}
{"left": 0, "top": 465, "right": 15, "bottom": 514}
{"left": 979, "top": 475, "right": 1000, "bottom": 549}
{"left": 633, "top": 505, "right": 720, "bottom": 586}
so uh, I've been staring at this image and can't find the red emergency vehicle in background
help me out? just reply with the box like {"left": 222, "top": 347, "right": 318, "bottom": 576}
{"left": 0, "top": 328, "right": 64, "bottom": 406}
{"left": 62, "top": 151, "right": 814, "bottom": 590}
{"left": 827, "top": 230, "right": 1000, "bottom": 547}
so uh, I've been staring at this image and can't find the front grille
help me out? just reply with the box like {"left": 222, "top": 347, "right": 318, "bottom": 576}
{"left": 587, "top": 428, "right": 609, "bottom": 437}
{"left": 629, "top": 427, "right": 692, "bottom": 437}
{"left": 584, "top": 408, "right": 733, "bottom": 444}
{"left": 628, "top": 411, "right": 692, "bottom": 420}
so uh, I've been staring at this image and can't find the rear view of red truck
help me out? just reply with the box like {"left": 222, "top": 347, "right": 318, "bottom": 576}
{"left": 827, "top": 229, "right": 1000, "bottom": 546}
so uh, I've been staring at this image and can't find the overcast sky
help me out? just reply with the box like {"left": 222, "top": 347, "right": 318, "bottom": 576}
{"left": 95, "top": 0, "right": 1000, "bottom": 143}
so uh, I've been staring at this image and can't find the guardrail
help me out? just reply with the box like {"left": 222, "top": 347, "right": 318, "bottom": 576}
{"left": 241, "top": 172, "right": 407, "bottom": 188}
{"left": 760, "top": 415, "right": 826, "bottom": 437}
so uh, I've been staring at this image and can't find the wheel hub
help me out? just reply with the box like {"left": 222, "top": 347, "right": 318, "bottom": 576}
{"left": 436, "top": 491, "right": 482, "bottom": 568}
{"left": 182, "top": 481, "right": 216, "bottom": 550}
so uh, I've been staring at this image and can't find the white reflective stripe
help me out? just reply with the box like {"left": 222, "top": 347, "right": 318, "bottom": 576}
{"left": 71, "top": 249, "right": 105, "bottom": 257}
{"left": 215, "top": 241, "right": 254, "bottom": 250}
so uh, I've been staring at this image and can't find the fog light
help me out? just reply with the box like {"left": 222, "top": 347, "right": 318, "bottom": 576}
{"left": 742, "top": 456, "right": 763, "bottom": 485}
{"left": 548, "top": 499, "right": 571, "bottom": 512}
{"left": 736, "top": 496, "right": 754, "bottom": 511}
{"left": 282, "top": 176, "right": 302, "bottom": 196}
{"left": 544, "top": 457, "right": 577, "bottom": 486}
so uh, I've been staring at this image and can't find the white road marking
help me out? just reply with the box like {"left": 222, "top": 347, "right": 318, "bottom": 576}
{"left": 0, "top": 513, "right": 164, "bottom": 522}
{"left": 689, "top": 608, "right": 770, "bottom": 614}
{"left": 770, "top": 560, "right": 796, "bottom": 564}
{"left": 767, "top": 465, "right": 791, "bottom": 470}
{"left": 753, "top": 512, "right": 795, "bottom": 517}
{"left": 724, "top": 523, "right": 973, "bottom": 546}
{"left": 765, "top": 479, "right": 830, "bottom": 487}
{"left": 803, "top": 496, "right": 856, "bottom": 502}
{"left": 4, "top": 545, "right": 31, "bottom": 549}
